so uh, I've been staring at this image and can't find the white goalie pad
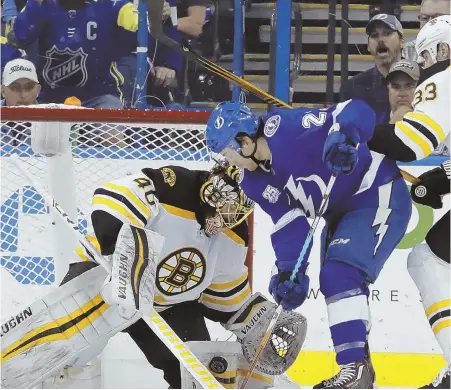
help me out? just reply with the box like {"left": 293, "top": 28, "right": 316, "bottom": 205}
{"left": 29, "top": 103, "right": 88, "bottom": 156}
{"left": 110, "top": 224, "right": 165, "bottom": 315}
{"left": 31, "top": 121, "right": 71, "bottom": 157}
{"left": 1, "top": 265, "right": 141, "bottom": 389}
{"left": 226, "top": 293, "right": 307, "bottom": 376}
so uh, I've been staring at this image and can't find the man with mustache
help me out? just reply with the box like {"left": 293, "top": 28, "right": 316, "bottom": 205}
{"left": 340, "top": 14, "right": 404, "bottom": 125}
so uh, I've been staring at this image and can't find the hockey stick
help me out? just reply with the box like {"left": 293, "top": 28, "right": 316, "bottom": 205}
{"left": 240, "top": 173, "right": 338, "bottom": 389}
{"left": 148, "top": 0, "right": 290, "bottom": 109}
{"left": 8, "top": 155, "right": 224, "bottom": 390}
{"left": 147, "top": 0, "right": 417, "bottom": 185}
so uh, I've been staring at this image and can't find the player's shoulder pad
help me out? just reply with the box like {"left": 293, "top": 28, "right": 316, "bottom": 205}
{"left": 141, "top": 166, "right": 207, "bottom": 214}
{"left": 260, "top": 108, "right": 292, "bottom": 138}
{"left": 222, "top": 218, "right": 249, "bottom": 247}
{"left": 418, "top": 59, "right": 450, "bottom": 85}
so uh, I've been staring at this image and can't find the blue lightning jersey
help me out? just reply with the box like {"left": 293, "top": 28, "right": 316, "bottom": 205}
{"left": 1, "top": 36, "right": 25, "bottom": 78}
{"left": 238, "top": 99, "right": 405, "bottom": 270}
{"left": 11, "top": 0, "right": 138, "bottom": 103}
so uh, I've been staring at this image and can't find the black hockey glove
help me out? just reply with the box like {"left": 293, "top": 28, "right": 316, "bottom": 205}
{"left": 411, "top": 163, "right": 450, "bottom": 209}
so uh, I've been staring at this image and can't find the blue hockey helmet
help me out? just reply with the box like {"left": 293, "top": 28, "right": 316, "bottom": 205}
{"left": 206, "top": 101, "right": 259, "bottom": 153}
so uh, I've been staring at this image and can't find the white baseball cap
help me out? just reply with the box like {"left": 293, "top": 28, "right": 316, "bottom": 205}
{"left": 2, "top": 59, "right": 39, "bottom": 86}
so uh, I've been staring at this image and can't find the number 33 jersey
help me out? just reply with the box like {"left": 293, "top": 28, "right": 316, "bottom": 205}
{"left": 394, "top": 60, "right": 450, "bottom": 160}
{"left": 76, "top": 166, "right": 251, "bottom": 316}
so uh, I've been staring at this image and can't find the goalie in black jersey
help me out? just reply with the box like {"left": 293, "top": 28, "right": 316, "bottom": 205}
{"left": 1, "top": 163, "right": 307, "bottom": 389}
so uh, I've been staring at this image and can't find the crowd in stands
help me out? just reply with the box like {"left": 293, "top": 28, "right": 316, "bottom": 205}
{"left": 1, "top": 0, "right": 211, "bottom": 109}
{"left": 0, "top": 0, "right": 449, "bottom": 157}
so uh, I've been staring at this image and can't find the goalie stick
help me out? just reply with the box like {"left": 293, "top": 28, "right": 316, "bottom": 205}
{"left": 8, "top": 155, "right": 224, "bottom": 390}
{"left": 147, "top": 0, "right": 417, "bottom": 185}
{"left": 240, "top": 173, "right": 338, "bottom": 389}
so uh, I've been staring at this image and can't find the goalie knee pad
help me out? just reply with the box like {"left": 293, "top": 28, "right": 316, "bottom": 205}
{"left": 1, "top": 265, "right": 141, "bottom": 389}
{"left": 408, "top": 243, "right": 450, "bottom": 363}
{"left": 224, "top": 293, "right": 307, "bottom": 376}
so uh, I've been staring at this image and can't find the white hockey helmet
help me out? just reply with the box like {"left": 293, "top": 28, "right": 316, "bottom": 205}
{"left": 415, "top": 15, "right": 451, "bottom": 64}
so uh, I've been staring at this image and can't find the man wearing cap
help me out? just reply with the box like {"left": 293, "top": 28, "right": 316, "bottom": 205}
{"left": 340, "top": 14, "right": 404, "bottom": 125}
{"left": 1, "top": 58, "right": 40, "bottom": 106}
{"left": 386, "top": 60, "right": 420, "bottom": 123}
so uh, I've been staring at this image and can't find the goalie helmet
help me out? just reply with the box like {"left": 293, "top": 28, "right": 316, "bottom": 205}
{"left": 415, "top": 15, "right": 451, "bottom": 65}
{"left": 200, "top": 162, "right": 254, "bottom": 236}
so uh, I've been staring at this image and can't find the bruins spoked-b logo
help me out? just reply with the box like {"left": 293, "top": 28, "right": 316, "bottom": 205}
{"left": 43, "top": 46, "right": 88, "bottom": 89}
{"left": 157, "top": 247, "right": 206, "bottom": 295}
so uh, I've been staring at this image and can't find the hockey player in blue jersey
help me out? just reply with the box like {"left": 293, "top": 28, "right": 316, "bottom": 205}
{"left": 205, "top": 100, "right": 412, "bottom": 389}
{"left": 6, "top": 0, "right": 139, "bottom": 108}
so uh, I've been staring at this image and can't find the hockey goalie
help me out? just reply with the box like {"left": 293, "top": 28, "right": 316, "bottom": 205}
{"left": 1, "top": 163, "right": 307, "bottom": 389}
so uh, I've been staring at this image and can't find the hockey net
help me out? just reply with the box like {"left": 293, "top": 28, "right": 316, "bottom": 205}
{"left": 1, "top": 105, "right": 253, "bottom": 317}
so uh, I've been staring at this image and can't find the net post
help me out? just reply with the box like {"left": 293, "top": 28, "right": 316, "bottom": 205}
{"left": 46, "top": 124, "right": 78, "bottom": 285}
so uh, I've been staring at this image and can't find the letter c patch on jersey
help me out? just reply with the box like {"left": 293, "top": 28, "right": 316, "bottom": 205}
{"left": 263, "top": 115, "right": 281, "bottom": 137}
{"left": 156, "top": 247, "right": 206, "bottom": 295}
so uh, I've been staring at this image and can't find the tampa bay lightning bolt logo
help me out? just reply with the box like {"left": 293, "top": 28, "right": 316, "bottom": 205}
{"left": 215, "top": 116, "right": 225, "bottom": 129}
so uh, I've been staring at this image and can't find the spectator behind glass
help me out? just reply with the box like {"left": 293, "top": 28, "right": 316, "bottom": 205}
{"left": 340, "top": 14, "right": 404, "bottom": 125}
{"left": 7, "top": 0, "right": 139, "bottom": 109}
{"left": 116, "top": 0, "right": 181, "bottom": 107}
{"left": 1, "top": 36, "right": 26, "bottom": 82}
{"left": 1, "top": 58, "right": 40, "bottom": 106}
{"left": 403, "top": 0, "right": 450, "bottom": 62}
{"left": 177, "top": 0, "right": 208, "bottom": 38}
{"left": 386, "top": 60, "right": 419, "bottom": 123}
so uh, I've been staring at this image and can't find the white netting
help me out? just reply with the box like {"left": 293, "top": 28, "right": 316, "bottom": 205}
{"left": 1, "top": 107, "right": 211, "bottom": 291}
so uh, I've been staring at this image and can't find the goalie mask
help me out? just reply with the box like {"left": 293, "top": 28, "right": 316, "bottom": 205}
{"left": 200, "top": 163, "right": 254, "bottom": 236}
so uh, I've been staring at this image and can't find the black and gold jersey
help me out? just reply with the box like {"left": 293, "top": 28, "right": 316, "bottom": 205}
{"left": 369, "top": 60, "right": 449, "bottom": 162}
{"left": 76, "top": 166, "right": 251, "bottom": 316}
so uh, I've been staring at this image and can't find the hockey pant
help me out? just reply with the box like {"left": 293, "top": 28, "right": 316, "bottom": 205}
{"left": 408, "top": 210, "right": 450, "bottom": 363}
{"left": 124, "top": 301, "right": 211, "bottom": 389}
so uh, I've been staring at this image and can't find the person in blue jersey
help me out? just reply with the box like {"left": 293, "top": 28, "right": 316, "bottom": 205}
{"left": 1, "top": 36, "right": 26, "bottom": 84}
{"left": 115, "top": 0, "right": 181, "bottom": 107}
{"left": 205, "top": 100, "right": 412, "bottom": 389}
{"left": 6, "top": 0, "right": 139, "bottom": 108}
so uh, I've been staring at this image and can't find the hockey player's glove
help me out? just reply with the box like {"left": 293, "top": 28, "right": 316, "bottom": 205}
{"left": 411, "top": 163, "right": 450, "bottom": 209}
{"left": 323, "top": 131, "right": 359, "bottom": 175}
{"left": 224, "top": 293, "right": 307, "bottom": 376}
{"left": 269, "top": 261, "right": 310, "bottom": 311}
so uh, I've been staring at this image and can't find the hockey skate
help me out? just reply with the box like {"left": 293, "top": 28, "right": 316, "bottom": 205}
{"left": 312, "top": 358, "right": 375, "bottom": 389}
{"left": 420, "top": 365, "right": 450, "bottom": 389}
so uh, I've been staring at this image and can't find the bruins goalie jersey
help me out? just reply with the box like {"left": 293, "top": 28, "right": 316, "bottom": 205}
{"left": 369, "top": 59, "right": 450, "bottom": 162}
{"left": 76, "top": 166, "right": 251, "bottom": 317}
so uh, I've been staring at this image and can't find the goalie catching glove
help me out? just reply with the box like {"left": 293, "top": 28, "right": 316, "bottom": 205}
{"left": 102, "top": 224, "right": 165, "bottom": 315}
{"left": 224, "top": 293, "right": 307, "bottom": 376}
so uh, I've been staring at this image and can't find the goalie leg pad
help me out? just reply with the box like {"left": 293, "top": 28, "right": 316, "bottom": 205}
{"left": 1, "top": 265, "right": 141, "bottom": 389}
{"left": 225, "top": 293, "right": 307, "bottom": 376}
{"left": 111, "top": 224, "right": 165, "bottom": 315}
